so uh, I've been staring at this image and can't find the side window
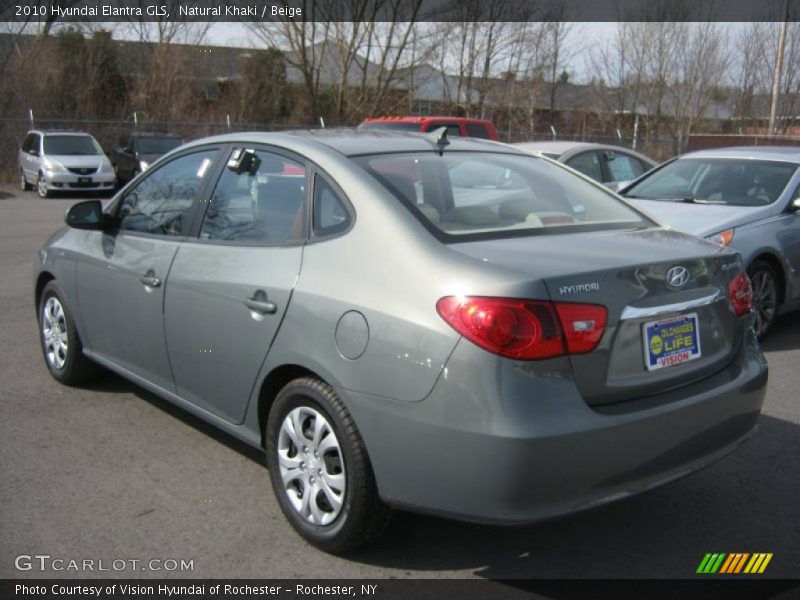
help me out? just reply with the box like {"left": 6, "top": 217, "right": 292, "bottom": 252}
{"left": 117, "top": 150, "right": 216, "bottom": 236}
{"left": 200, "top": 150, "right": 306, "bottom": 243}
{"left": 428, "top": 123, "right": 462, "bottom": 137}
{"left": 313, "top": 176, "right": 351, "bottom": 237}
{"left": 466, "top": 123, "right": 490, "bottom": 139}
{"left": 565, "top": 151, "right": 603, "bottom": 182}
{"left": 605, "top": 153, "right": 646, "bottom": 182}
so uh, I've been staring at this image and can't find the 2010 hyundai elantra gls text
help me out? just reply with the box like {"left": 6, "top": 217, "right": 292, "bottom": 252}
{"left": 35, "top": 130, "right": 767, "bottom": 552}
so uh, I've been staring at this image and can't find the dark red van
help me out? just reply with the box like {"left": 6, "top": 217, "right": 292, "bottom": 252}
{"left": 358, "top": 116, "right": 500, "bottom": 141}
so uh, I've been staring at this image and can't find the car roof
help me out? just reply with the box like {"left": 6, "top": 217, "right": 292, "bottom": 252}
{"left": 184, "top": 128, "right": 518, "bottom": 157}
{"left": 512, "top": 141, "right": 607, "bottom": 154}
{"left": 361, "top": 116, "right": 493, "bottom": 124}
{"left": 129, "top": 131, "right": 182, "bottom": 137}
{"left": 679, "top": 146, "right": 800, "bottom": 162}
{"left": 28, "top": 130, "right": 95, "bottom": 136}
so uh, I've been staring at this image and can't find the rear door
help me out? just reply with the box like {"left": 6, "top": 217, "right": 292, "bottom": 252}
{"left": 76, "top": 147, "right": 221, "bottom": 390}
{"left": 163, "top": 147, "right": 306, "bottom": 424}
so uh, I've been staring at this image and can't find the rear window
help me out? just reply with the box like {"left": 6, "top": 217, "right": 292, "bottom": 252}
{"left": 43, "top": 135, "right": 102, "bottom": 156}
{"left": 356, "top": 152, "right": 650, "bottom": 241}
{"left": 136, "top": 136, "right": 183, "bottom": 154}
{"left": 466, "top": 123, "right": 490, "bottom": 139}
{"left": 358, "top": 122, "right": 421, "bottom": 132}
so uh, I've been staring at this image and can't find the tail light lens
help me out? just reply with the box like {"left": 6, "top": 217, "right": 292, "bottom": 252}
{"left": 728, "top": 272, "right": 753, "bottom": 316}
{"left": 436, "top": 296, "right": 607, "bottom": 360}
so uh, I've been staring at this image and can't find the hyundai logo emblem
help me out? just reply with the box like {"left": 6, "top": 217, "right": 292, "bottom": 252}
{"left": 666, "top": 266, "right": 690, "bottom": 288}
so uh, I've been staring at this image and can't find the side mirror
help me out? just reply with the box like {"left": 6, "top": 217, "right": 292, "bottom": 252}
{"left": 791, "top": 197, "right": 800, "bottom": 212}
{"left": 29, "top": 149, "right": 39, "bottom": 157}
{"left": 65, "top": 200, "right": 105, "bottom": 230}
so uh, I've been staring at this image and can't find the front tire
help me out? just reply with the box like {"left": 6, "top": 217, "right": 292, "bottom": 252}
{"left": 265, "top": 377, "right": 391, "bottom": 553}
{"left": 37, "top": 172, "right": 50, "bottom": 198}
{"left": 748, "top": 260, "right": 779, "bottom": 340}
{"left": 38, "top": 280, "right": 100, "bottom": 385}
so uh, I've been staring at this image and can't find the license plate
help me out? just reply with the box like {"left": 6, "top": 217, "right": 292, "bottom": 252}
{"left": 643, "top": 313, "right": 701, "bottom": 371}
{"left": 78, "top": 176, "right": 92, "bottom": 183}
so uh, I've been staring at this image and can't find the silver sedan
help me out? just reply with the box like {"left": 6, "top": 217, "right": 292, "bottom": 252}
{"left": 621, "top": 146, "right": 800, "bottom": 338}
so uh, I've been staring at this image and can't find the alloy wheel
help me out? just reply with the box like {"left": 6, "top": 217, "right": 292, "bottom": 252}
{"left": 42, "top": 296, "right": 68, "bottom": 370}
{"left": 277, "top": 406, "right": 346, "bottom": 526}
{"left": 750, "top": 268, "right": 777, "bottom": 338}
{"left": 37, "top": 174, "right": 48, "bottom": 198}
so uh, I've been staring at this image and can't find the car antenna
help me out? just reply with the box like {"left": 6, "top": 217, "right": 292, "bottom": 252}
{"left": 425, "top": 127, "right": 450, "bottom": 156}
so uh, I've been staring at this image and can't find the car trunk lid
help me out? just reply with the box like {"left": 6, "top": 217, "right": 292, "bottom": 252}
{"left": 450, "top": 227, "right": 747, "bottom": 406}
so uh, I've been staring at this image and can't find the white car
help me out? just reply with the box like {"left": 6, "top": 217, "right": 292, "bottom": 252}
{"left": 19, "top": 130, "right": 116, "bottom": 197}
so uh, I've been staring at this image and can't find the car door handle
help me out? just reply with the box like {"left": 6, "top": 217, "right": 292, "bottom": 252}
{"left": 244, "top": 296, "right": 277, "bottom": 315}
{"left": 139, "top": 274, "right": 161, "bottom": 288}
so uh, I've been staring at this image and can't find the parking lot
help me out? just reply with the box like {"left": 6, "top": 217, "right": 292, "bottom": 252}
{"left": 1, "top": 188, "right": 798, "bottom": 582}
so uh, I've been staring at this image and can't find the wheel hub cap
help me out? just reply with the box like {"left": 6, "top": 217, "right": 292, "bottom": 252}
{"left": 42, "top": 297, "right": 68, "bottom": 370}
{"left": 277, "top": 406, "right": 346, "bottom": 526}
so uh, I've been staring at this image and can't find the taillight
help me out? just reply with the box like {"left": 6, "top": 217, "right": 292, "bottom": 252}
{"left": 436, "top": 296, "right": 607, "bottom": 360}
{"left": 728, "top": 272, "right": 753, "bottom": 316}
{"left": 555, "top": 302, "right": 608, "bottom": 354}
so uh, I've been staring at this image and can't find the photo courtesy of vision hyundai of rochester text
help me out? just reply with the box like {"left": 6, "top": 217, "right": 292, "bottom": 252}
{"left": 35, "top": 130, "right": 767, "bottom": 552}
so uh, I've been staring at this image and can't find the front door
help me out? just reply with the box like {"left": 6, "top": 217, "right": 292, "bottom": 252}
{"left": 75, "top": 148, "right": 220, "bottom": 390}
{"left": 164, "top": 148, "right": 307, "bottom": 423}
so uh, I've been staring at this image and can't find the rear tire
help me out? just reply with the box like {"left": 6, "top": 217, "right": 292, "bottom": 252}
{"left": 265, "top": 377, "right": 392, "bottom": 553}
{"left": 747, "top": 260, "right": 778, "bottom": 340}
{"left": 38, "top": 280, "right": 100, "bottom": 385}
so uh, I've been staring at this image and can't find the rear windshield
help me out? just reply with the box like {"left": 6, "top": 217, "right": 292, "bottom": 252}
{"left": 358, "top": 122, "right": 421, "bottom": 132}
{"left": 355, "top": 152, "right": 651, "bottom": 241}
{"left": 623, "top": 158, "right": 798, "bottom": 206}
{"left": 43, "top": 135, "right": 102, "bottom": 156}
{"left": 136, "top": 136, "right": 183, "bottom": 154}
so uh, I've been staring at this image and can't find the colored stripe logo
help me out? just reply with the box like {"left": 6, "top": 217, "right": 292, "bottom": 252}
{"left": 697, "top": 553, "right": 773, "bottom": 574}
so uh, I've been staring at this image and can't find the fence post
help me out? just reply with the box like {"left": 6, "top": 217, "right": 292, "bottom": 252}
{"left": 226, "top": 114, "right": 231, "bottom": 130}
{"left": 550, "top": 125, "right": 556, "bottom": 140}
{"left": 632, "top": 113, "right": 639, "bottom": 150}
{"left": 28, "top": 109, "right": 34, "bottom": 128}
{"left": 319, "top": 117, "right": 326, "bottom": 129}
{"left": 133, "top": 112, "right": 138, "bottom": 128}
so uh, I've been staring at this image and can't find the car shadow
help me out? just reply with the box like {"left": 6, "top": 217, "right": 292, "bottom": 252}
{"left": 83, "top": 369, "right": 799, "bottom": 579}
{"left": 82, "top": 372, "right": 265, "bottom": 465}
{"left": 760, "top": 314, "right": 800, "bottom": 352}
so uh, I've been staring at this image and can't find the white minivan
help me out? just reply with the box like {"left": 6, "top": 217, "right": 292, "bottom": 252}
{"left": 19, "top": 130, "right": 116, "bottom": 197}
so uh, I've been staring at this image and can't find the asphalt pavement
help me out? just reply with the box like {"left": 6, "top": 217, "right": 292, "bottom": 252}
{"left": 1, "top": 189, "right": 798, "bottom": 583}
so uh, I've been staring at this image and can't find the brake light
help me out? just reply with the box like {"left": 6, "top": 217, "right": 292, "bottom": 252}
{"left": 728, "top": 272, "right": 753, "bottom": 316}
{"left": 436, "top": 296, "right": 607, "bottom": 360}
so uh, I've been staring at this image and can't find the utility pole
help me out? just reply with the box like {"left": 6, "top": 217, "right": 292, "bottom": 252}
{"left": 768, "top": 0, "right": 791, "bottom": 135}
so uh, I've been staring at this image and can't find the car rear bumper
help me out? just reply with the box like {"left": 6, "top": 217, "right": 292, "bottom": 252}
{"left": 344, "top": 328, "right": 767, "bottom": 524}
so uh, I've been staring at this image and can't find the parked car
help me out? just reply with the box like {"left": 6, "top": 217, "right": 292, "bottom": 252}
{"left": 110, "top": 131, "right": 184, "bottom": 183}
{"left": 358, "top": 116, "right": 500, "bottom": 140}
{"left": 19, "top": 130, "right": 116, "bottom": 197}
{"left": 619, "top": 146, "right": 800, "bottom": 338}
{"left": 36, "top": 130, "right": 766, "bottom": 552}
{"left": 513, "top": 141, "right": 657, "bottom": 189}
